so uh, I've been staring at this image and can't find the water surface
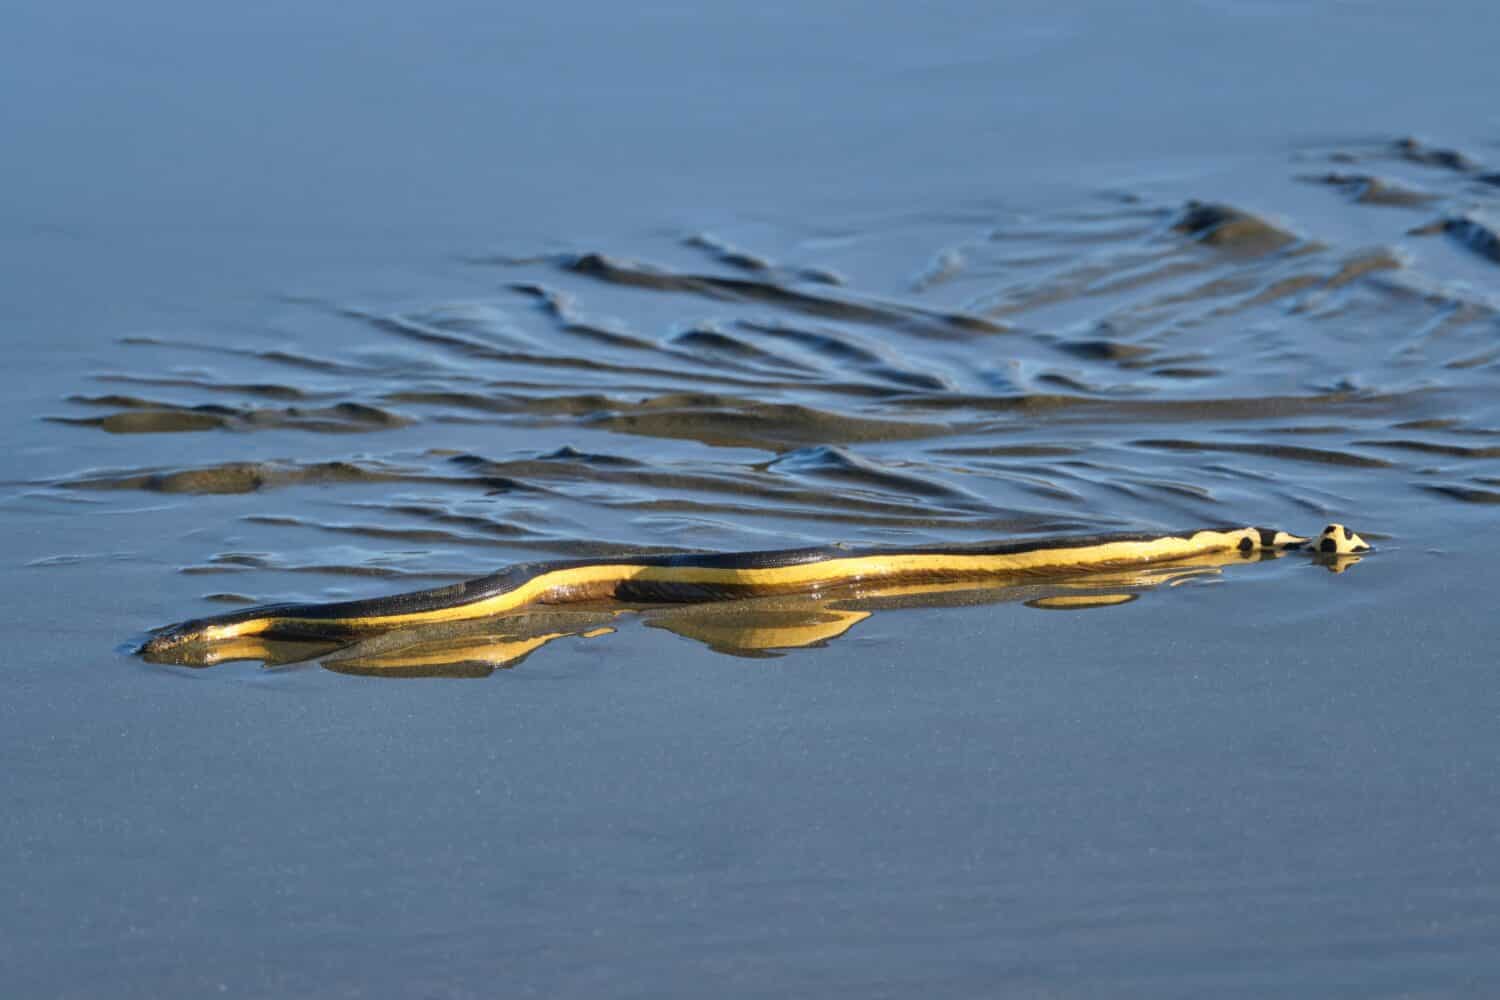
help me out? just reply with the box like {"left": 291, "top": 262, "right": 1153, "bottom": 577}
{"left": 3, "top": 2, "right": 1500, "bottom": 996}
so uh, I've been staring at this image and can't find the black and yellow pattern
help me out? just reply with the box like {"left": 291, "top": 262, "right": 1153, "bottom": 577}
{"left": 138, "top": 523, "right": 1369, "bottom": 663}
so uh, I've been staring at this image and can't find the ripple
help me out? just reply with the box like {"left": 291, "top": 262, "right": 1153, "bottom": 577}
{"left": 43, "top": 136, "right": 1500, "bottom": 673}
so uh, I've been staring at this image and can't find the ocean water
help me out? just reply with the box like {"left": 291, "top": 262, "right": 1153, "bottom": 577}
{"left": 3, "top": 2, "right": 1499, "bottom": 996}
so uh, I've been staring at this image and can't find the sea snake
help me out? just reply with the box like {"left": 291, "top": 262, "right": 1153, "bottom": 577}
{"left": 138, "top": 523, "right": 1369, "bottom": 657}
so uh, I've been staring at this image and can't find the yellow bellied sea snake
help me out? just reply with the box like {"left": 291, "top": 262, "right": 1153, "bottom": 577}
{"left": 138, "top": 523, "right": 1369, "bottom": 657}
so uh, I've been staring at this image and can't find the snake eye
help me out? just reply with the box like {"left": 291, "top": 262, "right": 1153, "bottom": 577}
{"left": 1238, "top": 535, "right": 1254, "bottom": 554}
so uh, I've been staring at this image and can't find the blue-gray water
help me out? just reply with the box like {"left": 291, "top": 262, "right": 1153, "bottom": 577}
{"left": 4, "top": 2, "right": 1500, "bottom": 996}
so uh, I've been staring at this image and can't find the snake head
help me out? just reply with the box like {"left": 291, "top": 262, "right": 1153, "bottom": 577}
{"left": 1304, "top": 523, "right": 1370, "bottom": 573}
{"left": 1310, "top": 523, "right": 1370, "bottom": 555}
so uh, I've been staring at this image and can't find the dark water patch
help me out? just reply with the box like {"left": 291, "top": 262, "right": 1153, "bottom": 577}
{"left": 382, "top": 389, "right": 739, "bottom": 418}
{"left": 1424, "top": 484, "right": 1500, "bottom": 503}
{"left": 1116, "top": 350, "right": 1211, "bottom": 372}
{"left": 257, "top": 349, "right": 367, "bottom": 374}
{"left": 1392, "top": 418, "right": 1459, "bottom": 431}
{"left": 519, "top": 287, "right": 876, "bottom": 389}
{"left": 1394, "top": 136, "right": 1482, "bottom": 173}
{"left": 202, "top": 593, "right": 259, "bottom": 604}
{"left": 889, "top": 389, "right": 1421, "bottom": 424}
{"left": 1408, "top": 216, "right": 1500, "bottom": 264}
{"left": 564, "top": 253, "right": 1009, "bottom": 335}
{"left": 55, "top": 458, "right": 516, "bottom": 495}
{"left": 446, "top": 446, "right": 645, "bottom": 478}
{"left": 681, "top": 234, "right": 846, "bottom": 286}
{"left": 1053, "top": 338, "right": 1154, "bottom": 362}
{"left": 344, "top": 309, "right": 511, "bottom": 361}
{"left": 508, "top": 283, "right": 662, "bottom": 350}
{"left": 346, "top": 502, "right": 538, "bottom": 540}
{"left": 1031, "top": 370, "right": 1126, "bottom": 395}
{"left": 349, "top": 307, "right": 789, "bottom": 387}
{"left": 1357, "top": 274, "right": 1497, "bottom": 324}
{"left": 1446, "top": 348, "right": 1500, "bottom": 369}
{"left": 393, "top": 386, "right": 900, "bottom": 422}
{"left": 669, "top": 326, "right": 820, "bottom": 374}
{"left": 1172, "top": 201, "right": 1299, "bottom": 253}
{"left": 1108, "top": 249, "right": 1367, "bottom": 334}
{"left": 591, "top": 398, "right": 952, "bottom": 449}
{"left": 681, "top": 233, "right": 775, "bottom": 274}
{"left": 735, "top": 321, "right": 884, "bottom": 364}
{"left": 389, "top": 388, "right": 915, "bottom": 430}
{"left": 1301, "top": 172, "right": 1438, "bottom": 207}
{"left": 1360, "top": 438, "right": 1500, "bottom": 459}
{"left": 285, "top": 402, "right": 407, "bottom": 430}
{"left": 93, "top": 374, "right": 316, "bottom": 400}
{"left": 381, "top": 389, "right": 553, "bottom": 414}
{"left": 509, "top": 281, "right": 574, "bottom": 318}
{"left": 932, "top": 443, "right": 1081, "bottom": 458}
{"left": 1150, "top": 366, "right": 1221, "bottom": 379}
{"left": 965, "top": 247, "right": 1213, "bottom": 316}
{"left": 859, "top": 364, "right": 952, "bottom": 393}
{"left": 735, "top": 320, "right": 952, "bottom": 391}
{"left": 1123, "top": 477, "right": 1218, "bottom": 502}
{"left": 1325, "top": 248, "right": 1407, "bottom": 288}
{"left": 1263, "top": 424, "right": 1356, "bottom": 435}
{"left": 793, "top": 266, "right": 846, "bottom": 287}
{"left": 536, "top": 444, "right": 640, "bottom": 466}
{"left": 50, "top": 409, "right": 234, "bottom": 433}
{"left": 1236, "top": 271, "right": 1326, "bottom": 308}
{"left": 54, "top": 396, "right": 410, "bottom": 435}
{"left": 879, "top": 391, "right": 1091, "bottom": 415}
{"left": 1134, "top": 439, "right": 1392, "bottom": 469}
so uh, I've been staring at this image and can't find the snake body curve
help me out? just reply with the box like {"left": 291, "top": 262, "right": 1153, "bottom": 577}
{"left": 138, "top": 523, "right": 1369, "bottom": 656}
